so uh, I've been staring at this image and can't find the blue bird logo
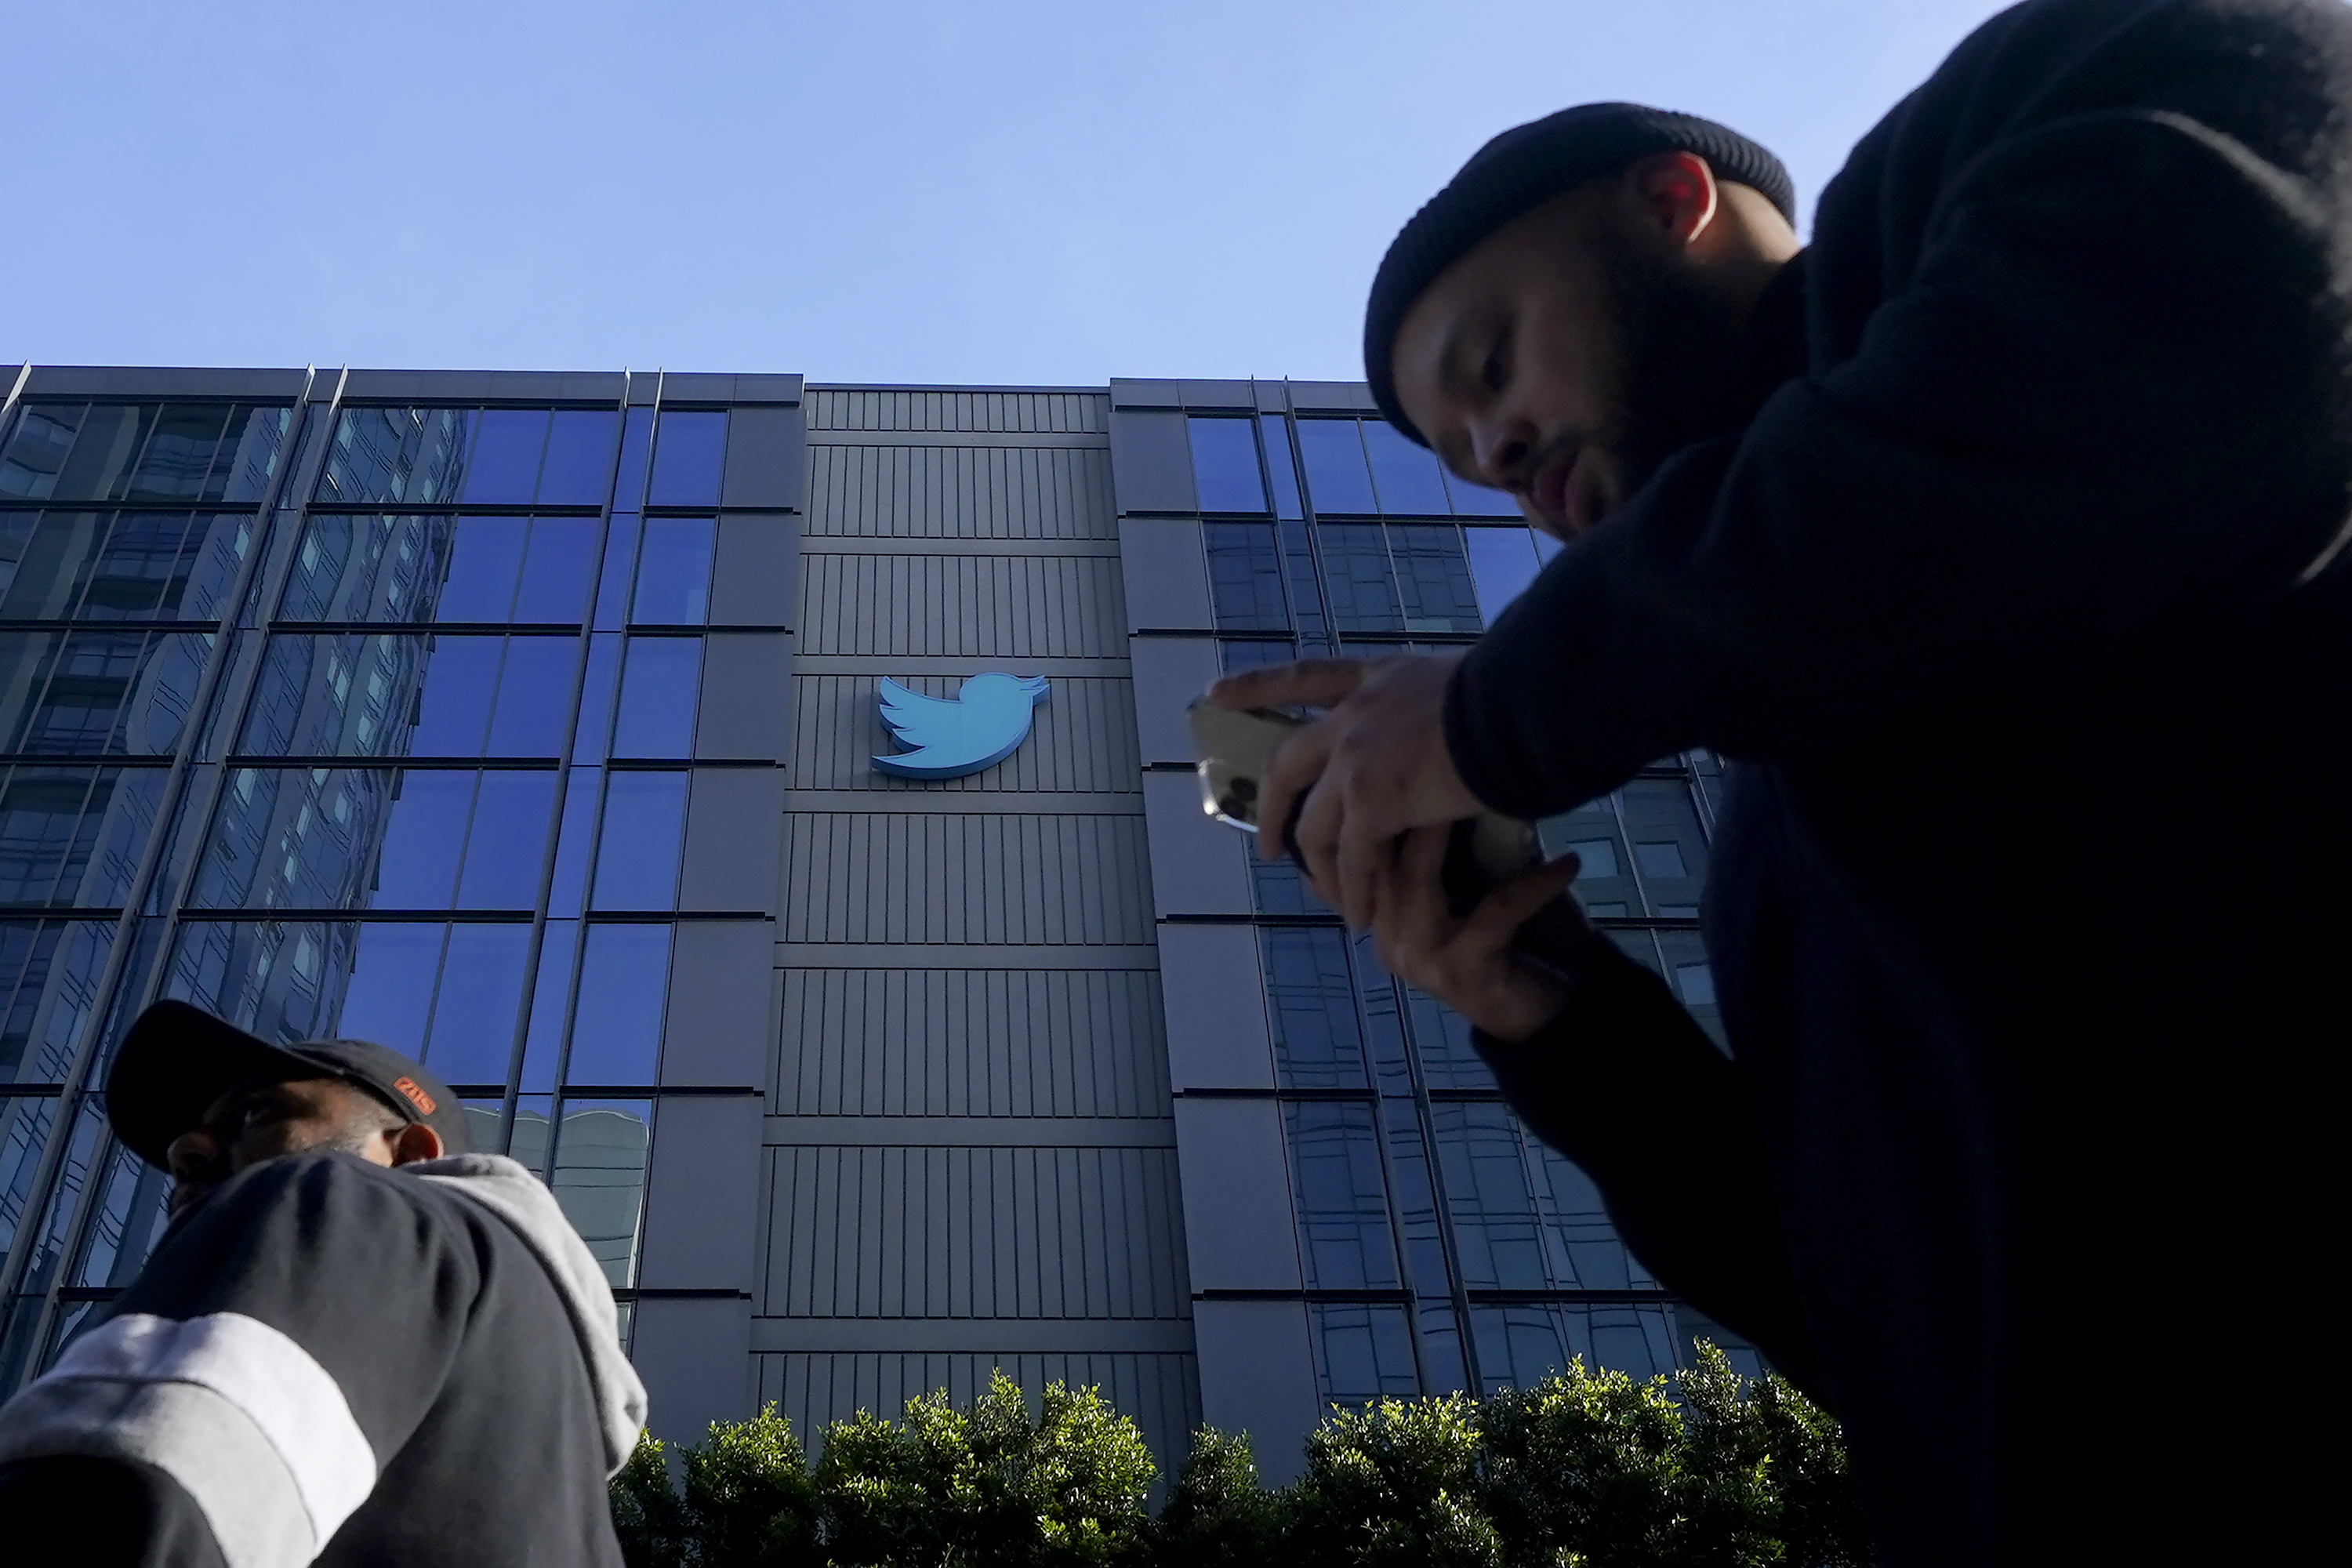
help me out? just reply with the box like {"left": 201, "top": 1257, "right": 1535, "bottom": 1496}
{"left": 873, "top": 673, "right": 1051, "bottom": 779}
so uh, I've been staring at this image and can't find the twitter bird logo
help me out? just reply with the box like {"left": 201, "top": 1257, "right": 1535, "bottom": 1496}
{"left": 873, "top": 673, "right": 1051, "bottom": 779}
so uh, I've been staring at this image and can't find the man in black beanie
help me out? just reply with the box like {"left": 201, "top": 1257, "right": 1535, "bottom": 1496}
{"left": 1210, "top": 0, "right": 2352, "bottom": 1560}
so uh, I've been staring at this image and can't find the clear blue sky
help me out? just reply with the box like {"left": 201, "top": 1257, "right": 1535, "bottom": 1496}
{"left": 3, "top": 1, "right": 2016, "bottom": 384}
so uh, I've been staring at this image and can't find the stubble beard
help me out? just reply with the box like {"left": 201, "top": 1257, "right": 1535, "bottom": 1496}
{"left": 1598, "top": 242, "right": 1748, "bottom": 497}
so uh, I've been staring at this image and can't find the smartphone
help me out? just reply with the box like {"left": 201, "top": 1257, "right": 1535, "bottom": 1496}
{"left": 1185, "top": 695, "right": 1590, "bottom": 975}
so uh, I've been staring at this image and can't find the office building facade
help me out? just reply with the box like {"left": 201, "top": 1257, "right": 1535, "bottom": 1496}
{"left": 0, "top": 365, "right": 1740, "bottom": 1481}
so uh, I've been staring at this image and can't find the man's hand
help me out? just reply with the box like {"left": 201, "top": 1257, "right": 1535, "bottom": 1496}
{"left": 1371, "top": 825, "right": 1593, "bottom": 1041}
{"left": 1204, "top": 655, "right": 1483, "bottom": 927}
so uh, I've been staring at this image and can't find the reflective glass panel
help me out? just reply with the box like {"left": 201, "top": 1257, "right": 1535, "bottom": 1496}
{"left": 612, "top": 639, "right": 701, "bottom": 759}
{"left": 0, "top": 510, "right": 245, "bottom": 622}
{"left": 647, "top": 412, "right": 725, "bottom": 506}
{"left": 1317, "top": 524, "right": 1402, "bottom": 633}
{"left": 0, "top": 920, "right": 114, "bottom": 1086}
{"left": 1362, "top": 419, "right": 1451, "bottom": 515}
{"left": 1287, "top": 1101, "right": 1398, "bottom": 1290}
{"left": 72, "top": 1141, "right": 172, "bottom": 1288}
{"left": 435, "top": 517, "right": 527, "bottom": 621}
{"left": 318, "top": 407, "right": 476, "bottom": 506}
{"left": 513, "top": 517, "right": 597, "bottom": 623}
{"left": 1294, "top": 420, "right": 1377, "bottom": 514}
{"left": 424, "top": 924, "right": 531, "bottom": 1084}
{"left": 539, "top": 410, "right": 620, "bottom": 507}
{"left": 459, "top": 410, "right": 549, "bottom": 505}
{"left": 591, "top": 771, "right": 688, "bottom": 910}
{"left": 1259, "top": 416, "right": 1305, "bottom": 520}
{"left": 632, "top": 517, "right": 714, "bottom": 625}
{"left": 0, "top": 630, "right": 205, "bottom": 757}
{"left": 1189, "top": 418, "right": 1267, "bottom": 513}
{"left": 1619, "top": 779, "right": 1709, "bottom": 916}
{"left": 1470, "top": 1303, "right": 1681, "bottom": 1390}
{"left": 550, "top": 1098, "right": 652, "bottom": 1286}
{"left": 1387, "top": 524, "right": 1480, "bottom": 633}
{"left": 566, "top": 924, "right": 670, "bottom": 1084}
{"left": 485, "top": 637, "right": 579, "bottom": 757}
{"left": 1443, "top": 468, "right": 1524, "bottom": 518}
{"left": 1463, "top": 528, "right": 1541, "bottom": 623}
{"left": 1309, "top": 1304, "right": 1419, "bottom": 1405}
{"left": 0, "top": 403, "right": 288, "bottom": 504}
{"left": 1203, "top": 523, "right": 1288, "bottom": 631}
{"left": 0, "top": 767, "right": 166, "bottom": 909}
{"left": 0, "top": 1094, "right": 57, "bottom": 1255}
{"left": 1261, "top": 927, "right": 1366, "bottom": 1088}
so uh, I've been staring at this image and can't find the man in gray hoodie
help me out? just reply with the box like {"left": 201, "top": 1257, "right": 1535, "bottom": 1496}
{"left": 0, "top": 1000, "right": 647, "bottom": 1567}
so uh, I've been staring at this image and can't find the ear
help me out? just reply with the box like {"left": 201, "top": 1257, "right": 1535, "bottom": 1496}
{"left": 388, "top": 1121, "right": 445, "bottom": 1166}
{"left": 1626, "top": 150, "right": 1719, "bottom": 248}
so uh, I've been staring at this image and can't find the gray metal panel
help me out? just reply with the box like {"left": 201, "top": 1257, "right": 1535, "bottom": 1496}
{"left": 804, "top": 444, "right": 1116, "bottom": 539}
{"left": 480, "top": 369, "right": 624, "bottom": 402}
{"left": 1108, "top": 411, "right": 1196, "bottom": 514}
{"left": 797, "top": 552, "right": 1127, "bottom": 658}
{"left": 662, "top": 919, "right": 778, "bottom": 1090}
{"left": 1254, "top": 382, "right": 1290, "bottom": 413}
{"left": 20, "top": 366, "right": 309, "bottom": 400}
{"left": 640, "top": 1094, "right": 765, "bottom": 1290}
{"left": 734, "top": 373, "right": 806, "bottom": 405}
{"left": 1129, "top": 638, "right": 1218, "bottom": 766}
{"left": 790, "top": 673, "right": 1139, "bottom": 793}
{"left": 779, "top": 813, "right": 1152, "bottom": 945}
{"left": 757, "top": 1349, "right": 1200, "bottom": 1476}
{"left": 766, "top": 1116, "right": 1173, "bottom": 1147}
{"left": 695, "top": 634, "right": 793, "bottom": 761}
{"left": 1192, "top": 1299, "right": 1319, "bottom": 1486}
{"left": 1116, "top": 519, "right": 1212, "bottom": 634}
{"left": 1172, "top": 1098, "right": 1298, "bottom": 1291}
{"left": 1156, "top": 925, "right": 1274, "bottom": 1091}
{"left": 633, "top": 1295, "right": 757, "bottom": 1446}
{"left": 806, "top": 389, "right": 1109, "bottom": 434}
{"left": 753, "top": 1320, "right": 1188, "bottom": 1352}
{"left": 1286, "top": 380, "right": 1379, "bottom": 413}
{"left": 761, "top": 1143, "right": 1189, "bottom": 1319}
{"left": 662, "top": 372, "right": 736, "bottom": 402}
{"left": 1108, "top": 379, "right": 1182, "bottom": 411}
{"left": 1142, "top": 772, "right": 1250, "bottom": 917}
{"left": 722, "top": 405, "right": 805, "bottom": 510}
{"left": 340, "top": 369, "right": 497, "bottom": 401}
{"left": 774, "top": 967, "right": 1170, "bottom": 1117}
{"left": 1178, "top": 379, "right": 1252, "bottom": 410}
{"left": 681, "top": 768, "right": 786, "bottom": 914}
{"left": 627, "top": 374, "right": 661, "bottom": 406}
{"left": 710, "top": 514, "right": 797, "bottom": 628}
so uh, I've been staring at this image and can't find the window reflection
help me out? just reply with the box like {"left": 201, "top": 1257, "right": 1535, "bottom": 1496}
{"left": 1463, "top": 527, "right": 1541, "bottom": 623}
{"left": 612, "top": 639, "right": 701, "bottom": 759}
{"left": 1261, "top": 927, "right": 1366, "bottom": 1088}
{"left": 1468, "top": 1302, "right": 1682, "bottom": 1392}
{"left": 566, "top": 924, "right": 670, "bottom": 1084}
{"left": 591, "top": 771, "right": 688, "bottom": 911}
{"left": 0, "top": 630, "right": 207, "bottom": 757}
{"left": 1204, "top": 524, "right": 1288, "bottom": 631}
{"left": 0, "top": 920, "right": 115, "bottom": 1087}
{"left": 239, "top": 633, "right": 579, "bottom": 759}
{"left": 648, "top": 412, "right": 725, "bottom": 507}
{"left": 0, "top": 510, "right": 250, "bottom": 623}
{"left": 1287, "top": 1101, "right": 1399, "bottom": 1290}
{"left": 1309, "top": 1303, "right": 1419, "bottom": 1406}
{"left": 549, "top": 1098, "right": 652, "bottom": 1287}
{"left": 1189, "top": 418, "right": 1268, "bottom": 513}
{"left": 0, "top": 403, "right": 289, "bottom": 505}
{"left": 631, "top": 517, "right": 715, "bottom": 625}
{"left": 1360, "top": 420, "right": 1451, "bottom": 516}
{"left": 1295, "top": 420, "right": 1377, "bottom": 515}
{"left": 0, "top": 766, "right": 168, "bottom": 909}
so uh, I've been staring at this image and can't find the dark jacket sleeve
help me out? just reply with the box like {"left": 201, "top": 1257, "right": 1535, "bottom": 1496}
{"left": 0, "top": 1153, "right": 483, "bottom": 1565}
{"left": 1475, "top": 938, "right": 1821, "bottom": 1392}
{"left": 1448, "top": 0, "right": 2352, "bottom": 816}
{"left": 0, "top": 1457, "right": 228, "bottom": 1568}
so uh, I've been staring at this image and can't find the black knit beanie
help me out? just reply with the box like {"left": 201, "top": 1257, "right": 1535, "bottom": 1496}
{"left": 1364, "top": 102, "right": 1794, "bottom": 445}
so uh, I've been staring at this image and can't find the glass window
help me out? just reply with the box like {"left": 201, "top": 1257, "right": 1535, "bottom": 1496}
{"left": 1675, "top": 962, "right": 1716, "bottom": 1007}
{"left": 612, "top": 639, "right": 702, "bottom": 760}
{"left": 611, "top": 408, "right": 655, "bottom": 513}
{"left": 1658, "top": 929, "right": 1726, "bottom": 1051}
{"left": 1203, "top": 523, "right": 1288, "bottom": 631}
{"left": 539, "top": 410, "right": 620, "bottom": 507}
{"left": 1309, "top": 1304, "right": 1419, "bottom": 1406}
{"left": 517, "top": 922, "right": 578, "bottom": 1091}
{"left": 0, "top": 403, "right": 289, "bottom": 504}
{"left": 1360, "top": 420, "right": 1451, "bottom": 515}
{"left": 71, "top": 1140, "right": 173, "bottom": 1289}
{"left": 1189, "top": 418, "right": 1267, "bottom": 513}
{"left": 403, "top": 638, "right": 503, "bottom": 756}
{"left": 2, "top": 920, "right": 114, "bottom": 1086}
{"left": 434, "top": 517, "right": 528, "bottom": 621}
{"left": 1248, "top": 854, "right": 1327, "bottom": 917}
{"left": 0, "top": 630, "right": 205, "bottom": 757}
{"left": 1317, "top": 524, "right": 1402, "bottom": 633}
{"left": 459, "top": 410, "right": 550, "bottom": 505}
{"left": 566, "top": 924, "right": 670, "bottom": 1084}
{"left": 1258, "top": 416, "right": 1305, "bottom": 520}
{"left": 1386, "top": 524, "right": 1480, "bottom": 633}
{"left": 632, "top": 516, "right": 715, "bottom": 625}
{"left": 592, "top": 771, "right": 688, "bottom": 910}
{"left": 1432, "top": 1101, "right": 1548, "bottom": 1290}
{"left": 1633, "top": 842, "right": 1686, "bottom": 879}
{"left": 1294, "top": 420, "right": 1377, "bottom": 514}
{"left": 1463, "top": 528, "right": 1541, "bottom": 623}
{"left": 0, "top": 1094, "right": 58, "bottom": 1255}
{"left": 0, "top": 767, "right": 166, "bottom": 909}
{"left": 332, "top": 920, "right": 439, "bottom": 1052}
{"left": 1261, "top": 927, "right": 1366, "bottom": 1088}
{"left": 550, "top": 1098, "right": 652, "bottom": 1287}
{"left": 0, "top": 510, "right": 245, "bottom": 623}
{"left": 647, "top": 412, "right": 725, "bottom": 506}
{"left": 1217, "top": 638, "right": 1299, "bottom": 675}
{"left": 455, "top": 771, "right": 558, "bottom": 907}
{"left": 485, "top": 637, "right": 578, "bottom": 756}
{"left": 1403, "top": 985, "right": 1492, "bottom": 1091}
{"left": 1443, "top": 468, "right": 1523, "bottom": 518}
{"left": 1471, "top": 1303, "right": 1681, "bottom": 1390}
{"left": 278, "top": 514, "right": 449, "bottom": 624}
{"left": 1620, "top": 779, "right": 1708, "bottom": 915}
{"left": 318, "top": 407, "right": 476, "bottom": 506}
{"left": 1287, "top": 1101, "right": 1398, "bottom": 1290}
{"left": 513, "top": 517, "right": 597, "bottom": 623}
{"left": 423, "top": 924, "right": 532, "bottom": 1083}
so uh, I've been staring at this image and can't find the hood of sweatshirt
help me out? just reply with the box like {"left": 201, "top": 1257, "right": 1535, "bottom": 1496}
{"left": 406, "top": 1153, "right": 650, "bottom": 1472}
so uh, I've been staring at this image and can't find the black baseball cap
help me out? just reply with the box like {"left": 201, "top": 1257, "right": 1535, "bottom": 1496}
{"left": 107, "top": 999, "right": 473, "bottom": 1171}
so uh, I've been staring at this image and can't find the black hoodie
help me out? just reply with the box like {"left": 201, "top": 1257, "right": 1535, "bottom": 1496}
{"left": 1450, "top": 2, "right": 2352, "bottom": 1561}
